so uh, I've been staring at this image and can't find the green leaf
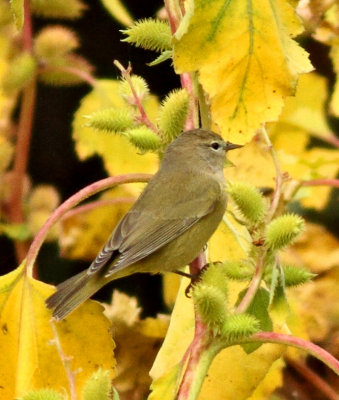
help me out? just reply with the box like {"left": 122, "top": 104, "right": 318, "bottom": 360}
{"left": 238, "top": 288, "right": 272, "bottom": 353}
{"left": 148, "top": 50, "right": 173, "bottom": 67}
{"left": 0, "top": 223, "right": 31, "bottom": 241}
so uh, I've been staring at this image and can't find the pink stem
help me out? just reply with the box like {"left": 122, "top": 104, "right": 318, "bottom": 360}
{"left": 25, "top": 174, "right": 151, "bottom": 275}
{"left": 9, "top": 0, "right": 36, "bottom": 263}
{"left": 61, "top": 197, "right": 135, "bottom": 220}
{"left": 180, "top": 73, "right": 197, "bottom": 130}
{"left": 301, "top": 178, "right": 339, "bottom": 187}
{"left": 247, "top": 332, "right": 339, "bottom": 375}
{"left": 236, "top": 250, "right": 265, "bottom": 313}
{"left": 114, "top": 60, "right": 159, "bottom": 133}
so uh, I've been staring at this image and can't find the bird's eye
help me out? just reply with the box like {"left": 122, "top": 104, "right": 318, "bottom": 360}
{"left": 210, "top": 142, "right": 220, "bottom": 150}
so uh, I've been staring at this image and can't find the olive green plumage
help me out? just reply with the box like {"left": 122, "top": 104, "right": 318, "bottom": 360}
{"left": 46, "top": 129, "right": 242, "bottom": 320}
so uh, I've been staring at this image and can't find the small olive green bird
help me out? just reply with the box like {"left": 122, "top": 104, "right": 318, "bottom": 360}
{"left": 46, "top": 129, "right": 242, "bottom": 320}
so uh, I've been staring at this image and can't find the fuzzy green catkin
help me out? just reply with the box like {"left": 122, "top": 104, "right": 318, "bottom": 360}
{"left": 122, "top": 19, "right": 172, "bottom": 52}
{"left": 283, "top": 265, "right": 316, "bottom": 287}
{"left": 83, "top": 369, "right": 112, "bottom": 400}
{"left": 85, "top": 108, "right": 133, "bottom": 133}
{"left": 30, "top": 0, "right": 86, "bottom": 19}
{"left": 266, "top": 214, "right": 305, "bottom": 251}
{"left": 34, "top": 26, "right": 79, "bottom": 61}
{"left": 158, "top": 89, "right": 189, "bottom": 143}
{"left": 219, "top": 260, "right": 254, "bottom": 281}
{"left": 193, "top": 284, "right": 227, "bottom": 335}
{"left": 3, "top": 53, "right": 37, "bottom": 93}
{"left": 227, "top": 181, "right": 266, "bottom": 224}
{"left": 38, "top": 54, "right": 93, "bottom": 86}
{"left": 119, "top": 75, "right": 149, "bottom": 103}
{"left": 126, "top": 126, "right": 161, "bottom": 152}
{"left": 199, "top": 263, "right": 228, "bottom": 298}
{"left": 222, "top": 313, "right": 260, "bottom": 341}
{"left": 22, "top": 388, "right": 65, "bottom": 400}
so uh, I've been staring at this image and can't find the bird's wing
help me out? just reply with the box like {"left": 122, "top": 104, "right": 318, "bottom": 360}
{"left": 88, "top": 173, "right": 223, "bottom": 276}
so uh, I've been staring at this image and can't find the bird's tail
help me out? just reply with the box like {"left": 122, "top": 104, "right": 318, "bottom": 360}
{"left": 46, "top": 270, "right": 105, "bottom": 320}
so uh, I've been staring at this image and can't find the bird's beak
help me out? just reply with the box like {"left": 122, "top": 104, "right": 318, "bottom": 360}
{"left": 224, "top": 141, "right": 243, "bottom": 151}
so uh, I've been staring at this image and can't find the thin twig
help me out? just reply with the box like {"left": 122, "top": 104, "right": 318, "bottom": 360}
{"left": 261, "top": 125, "right": 283, "bottom": 221}
{"left": 50, "top": 319, "right": 78, "bottom": 400}
{"left": 235, "top": 249, "right": 266, "bottom": 313}
{"left": 113, "top": 60, "right": 159, "bottom": 133}
{"left": 285, "top": 356, "right": 339, "bottom": 400}
{"left": 243, "top": 332, "right": 339, "bottom": 375}
{"left": 9, "top": 1, "right": 36, "bottom": 263}
{"left": 25, "top": 174, "right": 151, "bottom": 275}
{"left": 301, "top": 178, "right": 339, "bottom": 187}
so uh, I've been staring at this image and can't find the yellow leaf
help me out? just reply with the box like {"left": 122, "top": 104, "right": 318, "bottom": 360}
{"left": 72, "top": 79, "right": 158, "bottom": 178}
{"left": 247, "top": 358, "right": 284, "bottom": 400}
{"left": 0, "top": 264, "right": 115, "bottom": 399}
{"left": 104, "top": 291, "right": 168, "bottom": 399}
{"left": 227, "top": 138, "right": 276, "bottom": 188}
{"left": 60, "top": 187, "right": 134, "bottom": 261}
{"left": 198, "top": 342, "right": 284, "bottom": 400}
{"left": 281, "top": 147, "right": 339, "bottom": 209}
{"left": 173, "top": 0, "right": 313, "bottom": 143}
{"left": 278, "top": 73, "right": 331, "bottom": 139}
{"left": 100, "top": 0, "right": 133, "bottom": 27}
{"left": 290, "top": 266, "right": 339, "bottom": 342}
{"left": 283, "top": 222, "right": 339, "bottom": 273}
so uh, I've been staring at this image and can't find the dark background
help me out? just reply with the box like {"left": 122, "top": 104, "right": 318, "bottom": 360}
{"left": 0, "top": 0, "right": 338, "bottom": 317}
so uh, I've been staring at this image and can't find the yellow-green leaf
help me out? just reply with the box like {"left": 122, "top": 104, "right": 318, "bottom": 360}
{"left": 173, "top": 0, "right": 313, "bottom": 144}
{"left": 72, "top": 79, "right": 158, "bottom": 178}
{"left": 0, "top": 264, "right": 115, "bottom": 399}
{"left": 100, "top": 0, "right": 133, "bottom": 27}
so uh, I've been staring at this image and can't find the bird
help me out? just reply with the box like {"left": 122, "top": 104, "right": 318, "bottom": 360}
{"left": 46, "top": 128, "right": 242, "bottom": 320}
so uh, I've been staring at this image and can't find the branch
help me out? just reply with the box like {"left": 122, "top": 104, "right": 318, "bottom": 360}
{"left": 113, "top": 60, "right": 159, "bottom": 133}
{"left": 301, "top": 178, "right": 339, "bottom": 188}
{"left": 244, "top": 332, "right": 339, "bottom": 376}
{"left": 261, "top": 125, "right": 283, "bottom": 221}
{"left": 61, "top": 197, "right": 135, "bottom": 220}
{"left": 9, "top": 0, "right": 36, "bottom": 262}
{"left": 235, "top": 249, "right": 266, "bottom": 313}
{"left": 25, "top": 174, "right": 151, "bottom": 276}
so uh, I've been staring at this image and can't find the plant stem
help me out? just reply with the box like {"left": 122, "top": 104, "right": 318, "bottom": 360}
{"left": 61, "top": 197, "right": 135, "bottom": 220}
{"left": 301, "top": 178, "right": 339, "bottom": 187}
{"left": 9, "top": 0, "right": 36, "bottom": 262}
{"left": 113, "top": 60, "right": 159, "bottom": 133}
{"left": 25, "top": 174, "right": 151, "bottom": 276}
{"left": 235, "top": 249, "right": 266, "bottom": 313}
{"left": 176, "top": 316, "right": 215, "bottom": 400}
{"left": 285, "top": 356, "right": 339, "bottom": 400}
{"left": 261, "top": 125, "right": 283, "bottom": 221}
{"left": 242, "top": 332, "right": 339, "bottom": 375}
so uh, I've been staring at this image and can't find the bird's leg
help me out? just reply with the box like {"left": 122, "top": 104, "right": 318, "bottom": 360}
{"left": 173, "top": 270, "right": 197, "bottom": 279}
